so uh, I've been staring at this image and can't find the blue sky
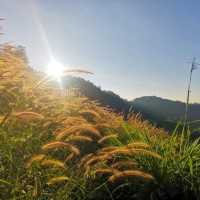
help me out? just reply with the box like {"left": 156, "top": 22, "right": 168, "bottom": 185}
{"left": 1, "top": 0, "right": 200, "bottom": 102}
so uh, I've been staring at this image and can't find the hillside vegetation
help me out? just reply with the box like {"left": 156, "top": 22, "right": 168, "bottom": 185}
{"left": 62, "top": 77, "right": 130, "bottom": 115}
{"left": 132, "top": 96, "right": 200, "bottom": 121}
{"left": 60, "top": 78, "right": 200, "bottom": 131}
{"left": 0, "top": 44, "right": 200, "bottom": 200}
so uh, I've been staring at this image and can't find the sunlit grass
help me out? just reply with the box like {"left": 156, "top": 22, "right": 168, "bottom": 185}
{"left": 0, "top": 44, "right": 200, "bottom": 199}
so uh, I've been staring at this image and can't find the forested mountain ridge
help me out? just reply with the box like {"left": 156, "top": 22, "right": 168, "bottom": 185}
{"left": 132, "top": 96, "right": 200, "bottom": 122}
{"left": 63, "top": 76, "right": 131, "bottom": 115}
{"left": 63, "top": 77, "right": 200, "bottom": 123}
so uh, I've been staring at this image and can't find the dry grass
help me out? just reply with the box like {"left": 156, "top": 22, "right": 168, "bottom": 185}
{"left": 105, "top": 149, "right": 132, "bottom": 156}
{"left": 98, "top": 134, "right": 118, "bottom": 144}
{"left": 55, "top": 124, "right": 101, "bottom": 140}
{"left": 64, "top": 153, "right": 74, "bottom": 163}
{"left": 127, "top": 142, "right": 150, "bottom": 149}
{"left": 101, "top": 146, "right": 118, "bottom": 153}
{"left": 13, "top": 111, "right": 44, "bottom": 120}
{"left": 47, "top": 176, "right": 69, "bottom": 185}
{"left": 63, "top": 69, "right": 93, "bottom": 75}
{"left": 84, "top": 155, "right": 109, "bottom": 168}
{"left": 61, "top": 116, "right": 87, "bottom": 126}
{"left": 128, "top": 113, "right": 167, "bottom": 138}
{"left": 41, "top": 159, "right": 65, "bottom": 169}
{"left": 94, "top": 168, "right": 119, "bottom": 176}
{"left": 42, "top": 141, "right": 80, "bottom": 155}
{"left": 26, "top": 154, "right": 46, "bottom": 168}
{"left": 106, "top": 148, "right": 162, "bottom": 159}
{"left": 79, "top": 109, "right": 101, "bottom": 120}
{"left": 55, "top": 127, "right": 78, "bottom": 140}
{"left": 111, "top": 160, "right": 138, "bottom": 170}
{"left": 108, "top": 170, "right": 154, "bottom": 183}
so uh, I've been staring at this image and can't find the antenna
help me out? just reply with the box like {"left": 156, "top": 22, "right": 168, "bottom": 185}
{"left": 184, "top": 57, "right": 200, "bottom": 126}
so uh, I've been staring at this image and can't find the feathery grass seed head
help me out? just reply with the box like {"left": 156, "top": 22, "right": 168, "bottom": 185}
{"left": 108, "top": 170, "right": 154, "bottom": 183}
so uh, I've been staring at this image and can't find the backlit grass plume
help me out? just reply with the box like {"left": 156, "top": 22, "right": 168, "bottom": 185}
{"left": 13, "top": 111, "right": 44, "bottom": 120}
{"left": 26, "top": 154, "right": 46, "bottom": 168}
{"left": 94, "top": 168, "right": 119, "bottom": 176}
{"left": 108, "top": 170, "right": 154, "bottom": 183}
{"left": 64, "top": 153, "right": 74, "bottom": 163}
{"left": 106, "top": 148, "right": 162, "bottom": 159}
{"left": 98, "top": 134, "right": 118, "bottom": 144}
{"left": 42, "top": 141, "right": 80, "bottom": 155}
{"left": 47, "top": 176, "right": 69, "bottom": 185}
{"left": 41, "top": 159, "right": 65, "bottom": 169}
{"left": 55, "top": 124, "right": 101, "bottom": 140}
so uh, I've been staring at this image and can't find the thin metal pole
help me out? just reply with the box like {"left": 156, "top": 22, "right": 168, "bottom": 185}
{"left": 184, "top": 58, "right": 195, "bottom": 125}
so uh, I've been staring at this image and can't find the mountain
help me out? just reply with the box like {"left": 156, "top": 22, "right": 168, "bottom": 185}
{"left": 63, "top": 77, "right": 200, "bottom": 132}
{"left": 132, "top": 96, "right": 200, "bottom": 122}
{"left": 131, "top": 96, "right": 200, "bottom": 132}
{"left": 63, "top": 76, "right": 131, "bottom": 115}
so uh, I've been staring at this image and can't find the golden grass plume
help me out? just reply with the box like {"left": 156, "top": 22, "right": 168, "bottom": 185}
{"left": 63, "top": 69, "right": 93, "bottom": 75}
{"left": 56, "top": 124, "right": 101, "bottom": 140}
{"left": 14, "top": 111, "right": 44, "bottom": 120}
{"left": 106, "top": 147, "right": 162, "bottom": 159}
{"left": 62, "top": 116, "right": 87, "bottom": 126}
{"left": 108, "top": 170, "right": 154, "bottom": 183}
{"left": 101, "top": 146, "right": 118, "bottom": 152}
{"left": 77, "top": 125, "right": 102, "bottom": 139}
{"left": 94, "top": 168, "right": 119, "bottom": 176}
{"left": 127, "top": 148, "right": 162, "bottom": 159}
{"left": 98, "top": 134, "right": 118, "bottom": 144}
{"left": 41, "top": 159, "right": 65, "bottom": 169}
{"left": 26, "top": 154, "right": 45, "bottom": 168}
{"left": 79, "top": 109, "right": 101, "bottom": 120}
{"left": 127, "top": 142, "right": 150, "bottom": 149}
{"left": 111, "top": 160, "right": 138, "bottom": 170}
{"left": 84, "top": 154, "right": 113, "bottom": 169}
{"left": 47, "top": 176, "right": 69, "bottom": 185}
{"left": 42, "top": 141, "right": 80, "bottom": 155}
{"left": 64, "top": 153, "right": 74, "bottom": 163}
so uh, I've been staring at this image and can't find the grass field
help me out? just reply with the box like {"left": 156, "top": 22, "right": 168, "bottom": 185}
{"left": 0, "top": 45, "right": 200, "bottom": 200}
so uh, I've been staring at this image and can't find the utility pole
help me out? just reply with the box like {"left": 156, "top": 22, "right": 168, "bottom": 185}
{"left": 184, "top": 57, "right": 199, "bottom": 125}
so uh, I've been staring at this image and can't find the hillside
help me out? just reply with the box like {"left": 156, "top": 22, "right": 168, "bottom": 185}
{"left": 62, "top": 76, "right": 130, "bottom": 115}
{"left": 61, "top": 79, "right": 200, "bottom": 130}
{"left": 61, "top": 78, "right": 200, "bottom": 123}
{"left": 132, "top": 96, "right": 200, "bottom": 121}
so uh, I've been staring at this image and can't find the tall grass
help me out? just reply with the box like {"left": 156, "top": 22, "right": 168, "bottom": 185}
{"left": 0, "top": 44, "right": 200, "bottom": 200}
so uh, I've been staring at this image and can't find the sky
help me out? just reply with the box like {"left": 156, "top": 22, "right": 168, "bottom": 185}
{"left": 1, "top": 0, "right": 200, "bottom": 102}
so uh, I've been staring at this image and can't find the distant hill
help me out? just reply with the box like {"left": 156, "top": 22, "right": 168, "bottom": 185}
{"left": 63, "top": 76, "right": 130, "bottom": 115}
{"left": 131, "top": 96, "right": 200, "bottom": 122}
{"left": 63, "top": 77, "right": 200, "bottom": 131}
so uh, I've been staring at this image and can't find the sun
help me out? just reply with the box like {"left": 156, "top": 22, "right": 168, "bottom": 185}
{"left": 46, "top": 60, "right": 65, "bottom": 79}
